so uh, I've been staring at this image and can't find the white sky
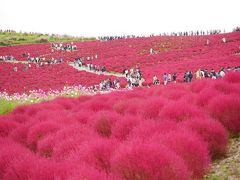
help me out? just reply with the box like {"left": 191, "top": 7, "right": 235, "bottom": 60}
{"left": 0, "top": 0, "right": 239, "bottom": 37}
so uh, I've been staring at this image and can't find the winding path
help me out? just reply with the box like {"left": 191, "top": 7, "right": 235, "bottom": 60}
{"left": 2, "top": 60, "right": 126, "bottom": 78}
{"left": 68, "top": 62, "right": 126, "bottom": 78}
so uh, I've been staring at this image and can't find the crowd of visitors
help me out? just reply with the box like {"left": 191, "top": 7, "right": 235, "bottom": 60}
{"left": 168, "top": 29, "right": 223, "bottom": 37}
{"left": 123, "top": 67, "right": 145, "bottom": 87}
{"left": 183, "top": 71, "right": 193, "bottom": 82}
{"left": 98, "top": 35, "right": 136, "bottom": 41}
{"left": 12, "top": 63, "right": 33, "bottom": 72}
{"left": 153, "top": 73, "right": 177, "bottom": 85}
{"left": 86, "top": 78, "right": 121, "bottom": 92}
{"left": 0, "top": 29, "right": 16, "bottom": 33}
{"left": 46, "top": 57, "right": 64, "bottom": 65}
{"left": 51, "top": 42, "right": 77, "bottom": 52}
{"left": 0, "top": 55, "right": 15, "bottom": 61}
{"left": 23, "top": 52, "right": 64, "bottom": 65}
{"left": 27, "top": 56, "right": 63, "bottom": 65}
{"left": 97, "top": 29, "right": 232, "bottom": 42}
{"left": 195, "top": 66, "right": 240, "bottom": 79}
{"left": 151, "top": 66, "right": 240, "bottom": 86}
{"left": 74, "top": 55, "right": 98, "bottom": 66}
{"left": 233, "top": 27, "right": 240, "bottom": 32}
{"left": 74, "top": 57, "right": 106, "bottom": 73}
{"left": 99, "top": 78, "right": 120, "bottom": 91}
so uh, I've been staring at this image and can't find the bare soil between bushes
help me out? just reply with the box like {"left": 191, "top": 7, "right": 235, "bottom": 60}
{"left": 205, "top": 137, "right": 240, "bottom": 180}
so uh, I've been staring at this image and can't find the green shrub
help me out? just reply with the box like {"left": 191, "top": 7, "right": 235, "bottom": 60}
{"left": 18, "top": 38, "right": 26, "bottom": 41}
{"left": 36, "top": 37, "right": 49, "bottom": 43}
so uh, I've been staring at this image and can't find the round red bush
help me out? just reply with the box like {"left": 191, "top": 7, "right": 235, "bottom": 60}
{"left": 207, "top": 94, "right": 240, "bottom": 134}
{"left": 180, "top": 118, "right": 228, "bottom": 158}
{"left": 67, "top": 138, "right": 119, "bottom": 174}
{"left": 89, "top": 111, "right": 120, "bottom": 138}
{"left": 150, "top": 130, "right": 210, "bottom": 179}
{"left": 159, "top": 99, "right": 206, "bottom": 122}
{"left": 112, "top": 115, "right": 141, "bottom": 141}
{"left": 111, "top": 139, "right": 191, "bottom": 180}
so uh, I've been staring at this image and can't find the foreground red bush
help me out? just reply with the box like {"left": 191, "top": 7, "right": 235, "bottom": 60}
{"left": 0, "top": 138, "right": 34, "bottom": 179}
{"left": 89, "top": 111, "right": 120, "bottom": 137}
{"left": 208, "top": 94, "right": 240, "bottom": 134}
{"left": 111, "top": 115, "right": 141, "bottom": 141}
{"left": 159, "top": 99, "right": 206, "bottom": 122}
{"left": 0, "top": 118, "right": 18, "bottom": 137}
{"left": 67, "top": 138, "right": 119, "bottom": 174}
{"left": 181, "top": 118, "right": 228, "bottom": 158}
{"left": 150, "top": 130, "right": 210, "bottom": 179}
{"left": 26, "top": 121, "right": 60, "bottom": 152}
{"left": 111, "top": 139, "right": 191, "bottom": 180}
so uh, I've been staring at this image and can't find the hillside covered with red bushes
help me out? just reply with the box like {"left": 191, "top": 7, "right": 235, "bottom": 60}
{"left": 1, "top": 32, "right": 240, "bottom": 94}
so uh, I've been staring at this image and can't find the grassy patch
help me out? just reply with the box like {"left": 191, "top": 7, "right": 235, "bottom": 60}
{"left": 0, "top": 90, "right": 86, "bottom": 115}
{"left": 0, "top": 99, "right": 42, "bottom": 115}
{"left": 0, "top": 31, "right": 96, "bottom": 46}
{"left": 0, "top": 99, "right": 17, "bottom": 115}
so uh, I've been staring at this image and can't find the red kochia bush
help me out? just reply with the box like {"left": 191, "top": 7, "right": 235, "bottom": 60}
{"left": 112, "top": 115, "right": 141, "bottom": 141}
{"left": 67, "top": 138, "right": 119, "bottom": 174}
{"left": 160, "top": 85, "right": 187, "bottom": 100}
{"left": 53, "top": 97, "right": 77, "bottom": 110}
{"left": 77, "top": 95, "right": 92, "bottom": 103}
{"left": 195, "top": 87, "right": 221, "bottom": 107}
{"left": 89, "top": 111, "right": 120, "bottom": 137}
{"left": 111, "top": 139, "right": 191, "bottom": 180}
{"left": 0, "top": 118, "right": 18, "bottom": 137}
{"left": 53, "top": 135, "right": 93, "bottom": 161}
{"left": 190, "top": 79, "right": 212, "bottom": 93}
{"left": 8, "top": 114, "right": 30, "bottom": 123}
{"left": 73, "top": 110, "right": 92, "bottom": 124}
{"left": 113, "top": 99, "right": 129, "bottom": 115}
{"left": 224, "top": 72, "right": 240, "bottom": 83}
{"left": 66, "top": 162, "right": 108, "bottom": 180}
{"left": 181, "top": 118, "right": 228, "bottom": 158}
{"left": 0, "top": 138, "right": 33, "bottom": 179}
{"left": 27, "top": 121, "right": 60, "bottom": 152}
{"left": 159, "top": 99, "right": 206, "bottom": 122}
{"left": 150, "top": 130, "right": 210, "bottom": 179}
{"left": 10, "top": 125, "right": 30, "bottom": 146}
{"left": 138, "top": 97, "right": 166, "bottom": 119}
{"left": 27, "top": 160, "right": 78, "bottom": 180}
{"left": 124, "top": 98, "right": 142, "bottom": 115}
{"left": 207, "top": 94, "right": 240, "bottom": 134}
{"left": 51, "top": 125, "right": 96, "bottom": 161}
{"left": 4, "top": 157, "right": 72, "bottom": 180}
{"left": 213, "top": 80, "right": 240, "bottom": 95}
{"left": 83, "top": 98, "right": 112, "bottom": 112}
{"left": 37, "top": 135, "right": 55, "bottom": 158}
{"left": 33, "top": 110, "right": 78, "bottom": 125}
{"left": 129, "top": 120, "right": 177, "bottom": 141}
{"left": 21, "top": 104, "right": 41, "bottom": 117}
{"left": 3, "top": 153, "right": 38, "bottom": 180}
{"left": 11, "top": 104, "right": 28, "bottom": 115}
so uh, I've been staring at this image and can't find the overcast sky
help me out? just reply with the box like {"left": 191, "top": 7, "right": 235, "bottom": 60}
{"left": 0, "top": 0, "right": 239, "bottom": 37}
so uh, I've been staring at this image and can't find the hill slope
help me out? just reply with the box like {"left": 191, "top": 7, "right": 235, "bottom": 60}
{"left": 0, "top": 31, "right": 96, "bottom": 46}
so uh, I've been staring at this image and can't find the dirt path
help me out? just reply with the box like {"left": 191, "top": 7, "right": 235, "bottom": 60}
{"left": 1, "top": 60, "right": 29, "bottom": 64}
{"left": 205, "top": 137, "right": 240, "bottom": 180}
{"left": 68, "top": 62, "right": 126, "bottom": 78}
{"left": 2, "top": 60, "right": 126, "bottom": 78}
